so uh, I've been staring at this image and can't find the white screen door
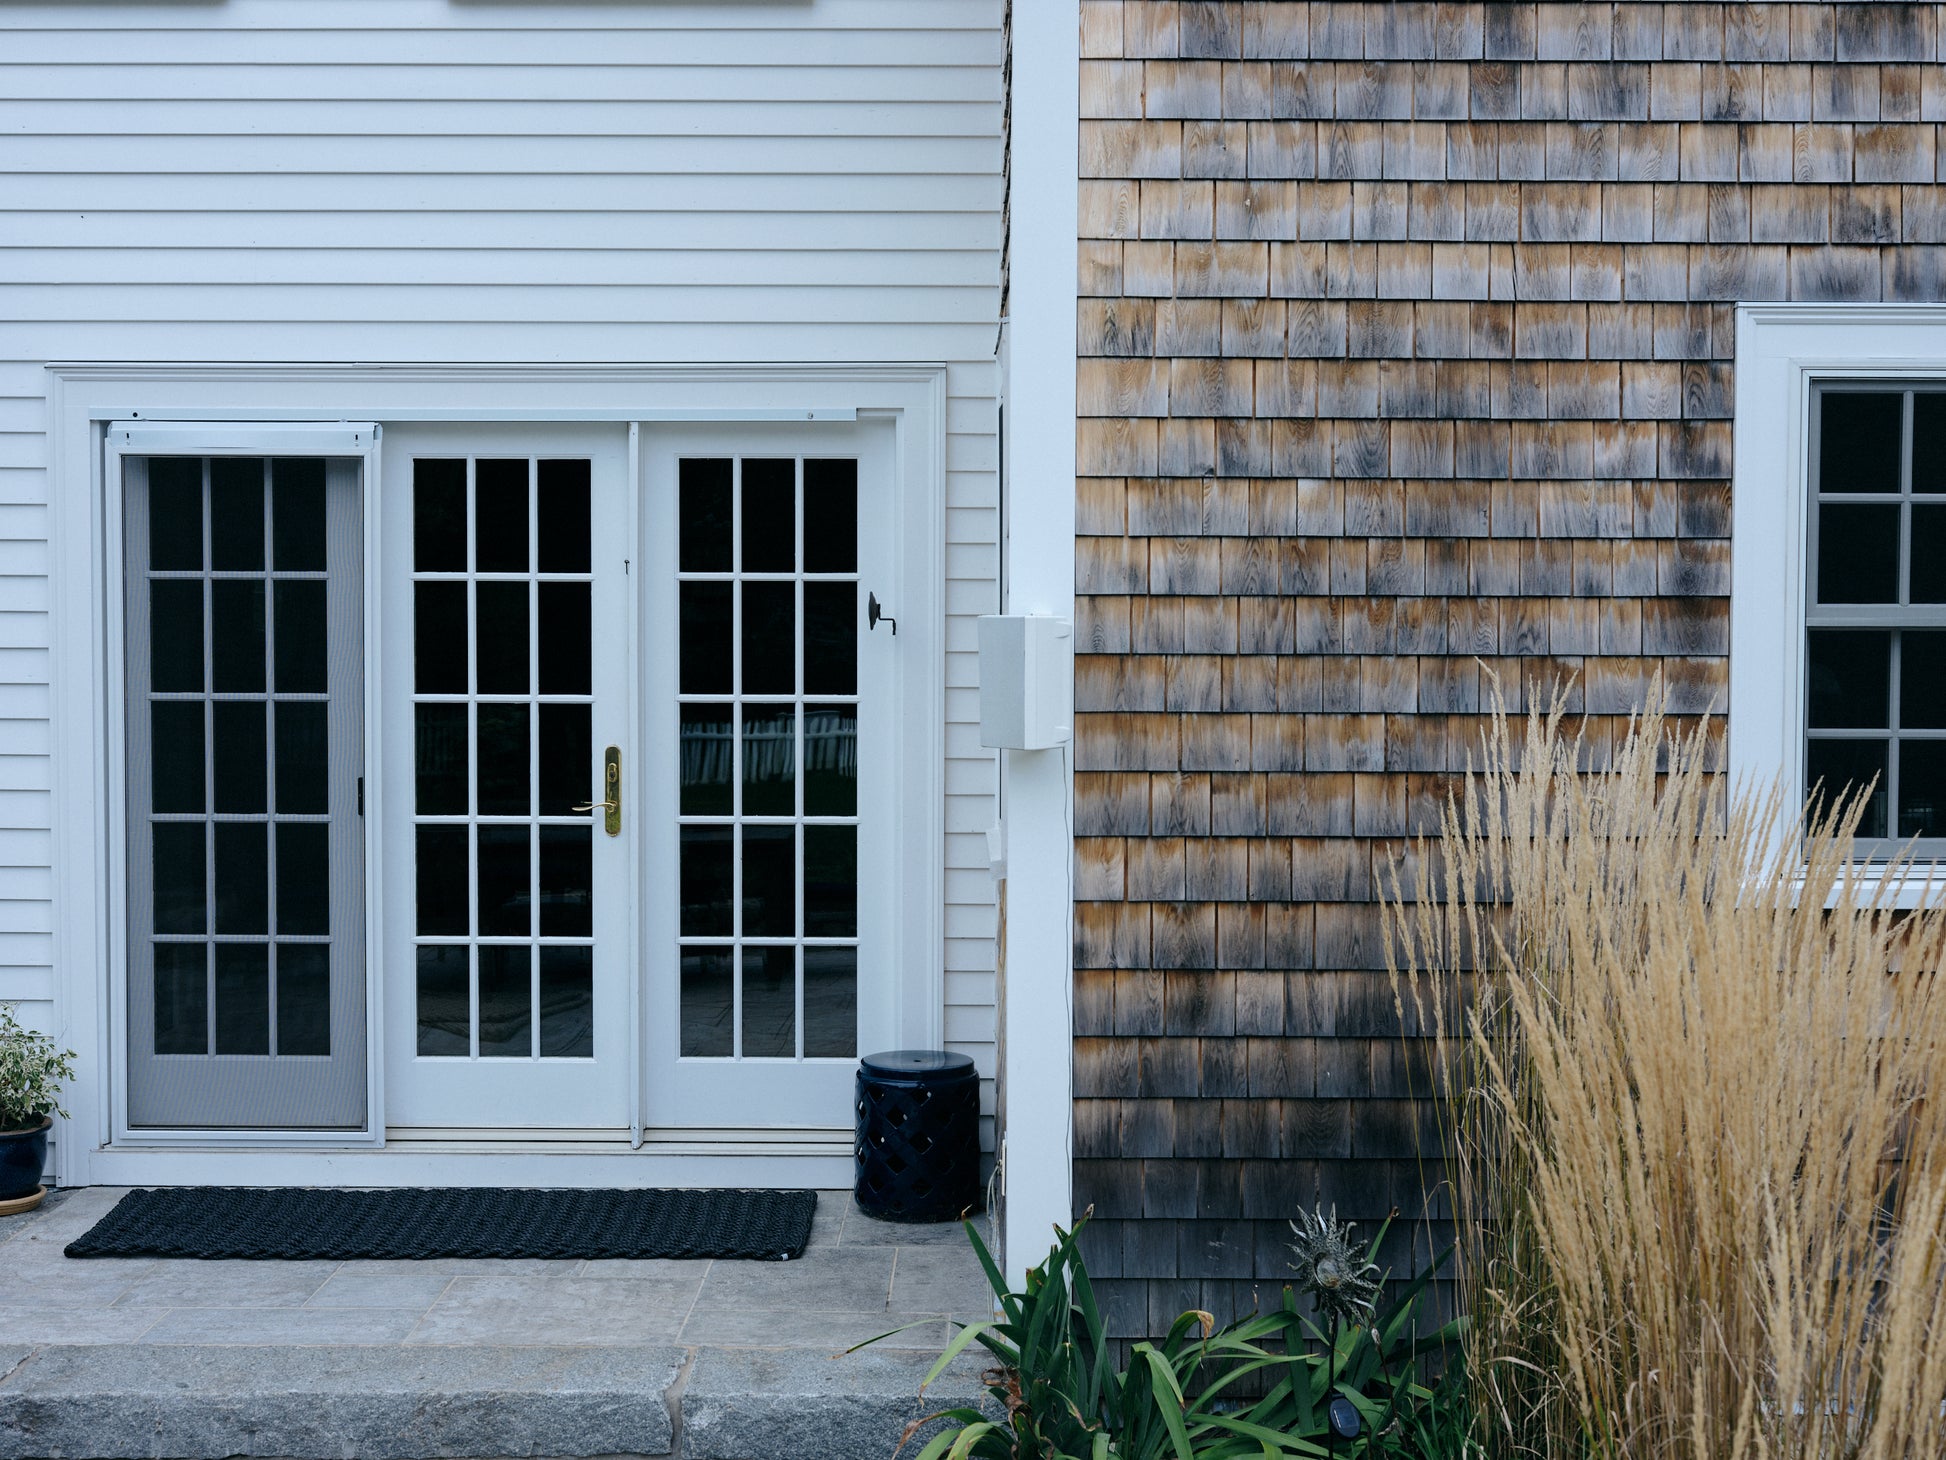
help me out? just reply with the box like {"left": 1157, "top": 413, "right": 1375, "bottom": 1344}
{"left": 381, "top": 425, "right": 632, "bottom": 1131}
{"left": 642, "top": 423, "right": 896, "bottom": 1131}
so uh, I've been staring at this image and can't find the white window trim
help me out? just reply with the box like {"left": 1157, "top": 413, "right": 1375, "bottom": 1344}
{"left": 1731, "top": 305, "right": 1946, "bottom": 907}
{"left": 48, "top": 363, "right": 947, "bottom": 1188}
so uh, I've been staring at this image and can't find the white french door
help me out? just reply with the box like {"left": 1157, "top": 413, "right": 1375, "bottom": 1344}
{"left": 381, "top": 425, "right": 632, "bottom": 1131}
{"left": 641, "top": 423, "right": 896, "bottom": 1131}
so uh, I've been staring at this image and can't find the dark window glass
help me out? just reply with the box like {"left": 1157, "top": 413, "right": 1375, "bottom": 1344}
{"left": 209, "top": 457, "right": 265, "bottom": 572}
{"left": 803, "top": 945, "right": 856, "bottom": 1058}
{"left": 1915, "top": 395, "right": 1946, "bottom": 494}
{"left": 153, "top": 942, "right": 208, "bottom": 1055}
{"left": 539, "top": 826, "right": 592, "bottom": 937}
{"left": 476, "top": 703, "right": 530, "bottom": 817}
{"left": 741, "top": 946, "right": 796, "bottom": 1058}
{"left": 275, "top": 701, "right": 328, "bottom": 815}
{"left": 1820, "top": 392, "right": 1903, "bottom": 494}
{"left": 151, "top": 702, "right": 205, "bottom": 814}
{"left": 742, "top": 825, "right": 795, "bottom": 937}
{"left": 1910, "top": 505, "right": 1946, "bottom": 603}
{"left": 413, "top": 459, "right": 467, "bottom": 572}
{"left": 538, "top": 947, "right": 593, "bottom": 1058}
{"left": 414, "top": 582, "right": 467, "bottom": 694}
{"left": 679, "top": 947, "right": 734, "bottom": 1057}
{"left": 1805, "top": 738, "right": 1889, "bottom": 837}
{"left": 1806, "top": 630, "right": 1890, "bottom": 731}
{"left": 741, "top": 582, "right": 795, "bottom": 693}
{"left": 804, "top": 825, "right": 857, "bottom": 937}
{"left": 537, "top": 704, "right": 591, "bottom": 816}
{"left": 803, "top": 582, "right": 857, "bottom": 695}
{"left": 804, "top": 704, "right": 857, "bottom": 816}
{"left": 150, "top": 581, "right": 205, "bottom": 694}
{"left": 414, "top": 703, "right": 467, "bottom": 815}
{"left": 416, "top": 824, "right": 469, "bottom": 935}
{"left": 680, "top": 704, "right": 734, "bottom": 815}
{"left": 742, "top": 704, "right": 794, "bottom": 815}
{"left": 538, "top": 459, "right": 592, "bottom": 574}
{"left": 1817, "top": 504, "right": 1901, "bottom": 604}
{"left": 211, "top": 701, "right": 268, "bottom": 814}
{"left": 276, "top": 823, "right": 329, "bottom": 937}
{"left": 213, "top": 822, "right": 268, "bottom": 935}
{"left": 679, "top": 825, "right": 733, "bottom": 936}
{"left": 740, "top": 459, "right": 795, "bottom": 572}
{"left": 272, "top": 458, "right": 327, "bottom": 571}
{"left": 276, "top": 944, "right": 330, "bottom": 1057}
{"left": 1901, "top": 740, "right": 1946, "bottom": 838}
{"left": 152, "top": 822, "right": 206, "bottom": 935}
{"left": 210, "top": 581, "right": 267, "bottom": 693}
{"left": 475, "top": 581, "right": 530, "bottom": 694}
{"left": 477, "top": 824, "right": 531, "bottom": 937}
{"left": 679, "top": 582, "right": 733, "bottom": 694}
{"left": 1902, "top": 631, "right": 1946, "bottom": 729}
{"left": 213, "top": 944, "right": 269, "bottom": 1055}
{"left": 416, "top": 945, "right": 470, "bottom": 1056}
{"left": 679, "top": 459, "right": 733, "bottom": 571}
{"left": 803, "top": 459, "right": 857, "bottom": 573}
{"left": 148, "top": 458, "right": 204, "bottom": 571}
{"left": 477, "top": 945, "right": 532, "bottom": 1057}
{"left": 474, "top": 459, "right": 529, "bottom": 573}
{"left": 273, "top": 580, "right": 327, "bottom": 693}
{"left": 537, "top": 583, "right": 590, "bottom": 695}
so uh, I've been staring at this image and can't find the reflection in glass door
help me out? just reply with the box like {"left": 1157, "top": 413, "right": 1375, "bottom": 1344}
{"left": 381, "top": 425, "right": 631, "bottom": 1132}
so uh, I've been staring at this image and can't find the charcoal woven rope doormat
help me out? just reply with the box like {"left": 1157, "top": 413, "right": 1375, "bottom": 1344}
{"left": 64, "top": 1186, "right": 818, "bottom": 1261}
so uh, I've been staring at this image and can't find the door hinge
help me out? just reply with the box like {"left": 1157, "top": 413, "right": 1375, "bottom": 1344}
{"left": 357, "top": 776, "right": 364, "bottom": 816}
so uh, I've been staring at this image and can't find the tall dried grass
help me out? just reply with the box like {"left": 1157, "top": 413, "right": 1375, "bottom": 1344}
{"left": 1386, "top": 688, "right": 1946, "bottom": 1460}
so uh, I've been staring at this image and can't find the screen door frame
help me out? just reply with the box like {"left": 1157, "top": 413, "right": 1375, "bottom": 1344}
{"left": 105, "top": 421, "right": 384, "bottom": 1145}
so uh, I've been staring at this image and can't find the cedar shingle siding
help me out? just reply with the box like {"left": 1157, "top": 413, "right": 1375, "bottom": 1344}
{"left": 1071, "top": 0, "right": 1946, "bottom": 1340}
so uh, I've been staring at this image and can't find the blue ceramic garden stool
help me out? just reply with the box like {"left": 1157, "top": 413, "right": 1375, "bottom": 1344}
{"left": 854, "top": 1049, "right": 982, "bottom": 1222}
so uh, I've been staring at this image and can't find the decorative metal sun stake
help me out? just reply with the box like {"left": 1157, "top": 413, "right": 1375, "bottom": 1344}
{"left": 1288, "top": 1206, "right": 1381, "bottom": 1457}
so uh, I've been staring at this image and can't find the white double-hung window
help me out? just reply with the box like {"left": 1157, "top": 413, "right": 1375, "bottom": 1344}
{"left": 1731, "top": 307, "right": 1946, "bottom": 870}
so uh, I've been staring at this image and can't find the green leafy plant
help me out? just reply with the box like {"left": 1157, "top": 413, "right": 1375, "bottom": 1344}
{"left": 0, "top": 1001, "right": 74, "bottom": 1131}
{"left": 854, "top": 1212, "right": 1470, "bottom": 1460}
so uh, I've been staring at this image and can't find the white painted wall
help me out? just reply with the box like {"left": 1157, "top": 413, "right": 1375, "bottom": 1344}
{"left": 0, "top": 0, "right": 1002, "bottom": 1148}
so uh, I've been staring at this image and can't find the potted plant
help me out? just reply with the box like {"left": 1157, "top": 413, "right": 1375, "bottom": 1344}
{"left": 0, "top": 1002, "right": 73, "bottom": 1213}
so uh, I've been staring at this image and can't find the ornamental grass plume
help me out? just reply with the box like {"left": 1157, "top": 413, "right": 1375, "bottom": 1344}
{"left": 1385, "top": 683, "right": 1946, "bottom": 1460}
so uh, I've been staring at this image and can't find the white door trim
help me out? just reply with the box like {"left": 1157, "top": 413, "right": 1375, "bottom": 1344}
{"left": 48, "top": 363, "right": 946, "bottom": 1186}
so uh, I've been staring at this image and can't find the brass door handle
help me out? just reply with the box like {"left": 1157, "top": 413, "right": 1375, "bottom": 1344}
{"left": 575, "top": 747, "right": 622, "bottom": 836}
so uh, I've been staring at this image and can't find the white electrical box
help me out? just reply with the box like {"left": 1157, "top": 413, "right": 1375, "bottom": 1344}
{"left": 977, "top": 614, "right": 1073, "bottom": 749}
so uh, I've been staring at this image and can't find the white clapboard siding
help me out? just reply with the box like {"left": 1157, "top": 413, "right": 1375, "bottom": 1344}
{"left": 0, "top": 0, "right": 1003, "bottom": 1138}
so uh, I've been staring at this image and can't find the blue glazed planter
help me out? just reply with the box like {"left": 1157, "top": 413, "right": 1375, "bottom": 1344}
{"left": 0, "top": 1119, "right": 49, "bottom": 1202}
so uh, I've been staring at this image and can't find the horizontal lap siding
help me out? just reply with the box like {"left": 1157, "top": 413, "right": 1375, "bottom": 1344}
{"left": 0, "top": 0, "right": 1003, "bottom": 1125}
{"left": 1074, "top": 0, "right": 1946, "bottom": 1338}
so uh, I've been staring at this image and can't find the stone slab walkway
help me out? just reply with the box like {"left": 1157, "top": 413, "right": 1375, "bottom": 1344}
{"left": 0, "top": 1187, "right": 999, "bottom": 1459}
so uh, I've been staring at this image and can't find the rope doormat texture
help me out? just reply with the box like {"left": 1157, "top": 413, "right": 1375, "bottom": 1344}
{"left": 64, "top": 1186, "right": 818, "bottom": 1261}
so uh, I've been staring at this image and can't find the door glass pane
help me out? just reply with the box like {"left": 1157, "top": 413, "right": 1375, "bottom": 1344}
{"left": 213, "top": 822, "right": 268, "bottom": 934}
{"left": 154, "top": 943, "right": 208, "bottom": 1055}
{"left": 741, "top": 947, "right": 796, "bottom": 1058}
{"left": 677, "top": 452, "right": 861, "bottom": 1063}
{"left": 680, "top": 948, "right": 734, "bottom": 1057}
{"left": 415, "top": 583, "right": 467, "bottom": 693}
{"left": 209, "top": 458, "right": 264, "bottom": 572}
{"left": 153, "top": 822, "right": 207, "bottom": 934}
{"left": 148, "top": 458, "right": 204, "bottom": 571}
{"left": 537, "top": 460, "right": 592, "bottom": 573}
{"left": 150, "top": 582, "right": 205, "bottom": 693}
{"left": 539, "top": 947, "right": 593, "bottom": 1058}
{"left": 477, "top": 946, "right": 532, "bottom": 1057}
{"left": 276, "top": 944, "right": 331, "bottom": 1057}
{"left": 414, "top": 459, "right": 467, "bottom": 572}
{"left": 273, "top": 581, "right": 327, "bottom": 693}
{"left": 214, "top": 944, "right": 270, "bottom": 1055}
{"left": 1820, "top": 392, "right": 1903, "bottom": 494}
{"left": 474, "top": 459, "right": 529, "bottom": 572}
{"left": 412, "top": 451, "right": 599, "bottom": 1064}
{"left": 741, "top": 459, "right": 795, "bottom": 572}
{"left": 276, "top": 701, "right": 329, "bottom": 815}
{"left": 272, "top": 459, "right": 327, "bottom": 571}
{"left": 211, "top": 703, "right": 268, "bottom": 814}
{"left": 276, "top": 823, "right": 330, "bottom": 937}
{"left": 210, "top": 581, "right": 266, "bottom": 693}
{"left": 152, "top": 702, "right": 205, "bottom": 814}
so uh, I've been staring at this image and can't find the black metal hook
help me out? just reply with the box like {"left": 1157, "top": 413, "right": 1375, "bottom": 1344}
{"left": 868, "top": 592, "right": 897, "bottom": 636}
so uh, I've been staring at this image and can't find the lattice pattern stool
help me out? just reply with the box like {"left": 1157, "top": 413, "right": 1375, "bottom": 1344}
{"left": 854, "top": 1049, "right": 982, "bottom": 1223}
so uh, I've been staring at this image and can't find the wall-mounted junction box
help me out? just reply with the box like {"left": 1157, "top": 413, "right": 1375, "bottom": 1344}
{"left": 977, "top": 614, "right": 1072, "bottom": 750}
